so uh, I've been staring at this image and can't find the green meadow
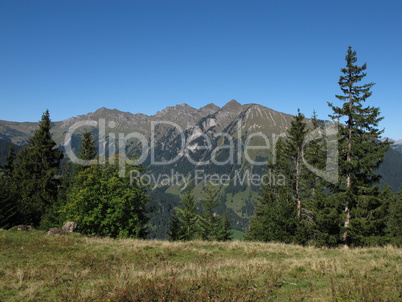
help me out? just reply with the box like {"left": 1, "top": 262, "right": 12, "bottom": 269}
{"left": 1, "top": 230, "right": 401, "bottom": 301}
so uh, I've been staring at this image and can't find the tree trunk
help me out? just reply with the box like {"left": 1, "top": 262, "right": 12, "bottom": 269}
{"left": 296, "top": 150, "right": 301, "bottom": 218}
{"left": 343, "top": 97, "right": 353, "bottom": 248}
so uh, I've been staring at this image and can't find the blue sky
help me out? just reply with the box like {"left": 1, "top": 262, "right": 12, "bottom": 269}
{"left": 1, "top": 0, "right": 401, "bottom": 139}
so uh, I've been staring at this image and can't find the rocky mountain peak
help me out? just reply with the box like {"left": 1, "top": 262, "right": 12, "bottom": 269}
{"left": 201, "top": 103, "right": 220, "bottom": 110}
{"left": 199, "top": 103, "right": 220, "bottom": 116}
{"left": 95, "top": 107, "right": 108, "bottom": 113}
{"left": 222, "top": 99, "right": 242, "bottom": 110}
{"left": 154, "top": 103, "right": 196, "bottom": 117}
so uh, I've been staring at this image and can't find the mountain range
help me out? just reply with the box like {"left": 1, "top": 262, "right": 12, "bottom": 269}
{"left": 1, "top": 100, "right": 401, "bottom": 238}
{"left": 390, "top": 139, "right": 402, "bottom": 154}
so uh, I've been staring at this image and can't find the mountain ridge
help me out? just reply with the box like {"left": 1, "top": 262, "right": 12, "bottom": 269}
{"left": 1, "top": 100, "right": 402, "bottom": 239}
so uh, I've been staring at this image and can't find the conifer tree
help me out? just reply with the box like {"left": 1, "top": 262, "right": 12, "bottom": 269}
{"left": 0, "top": 178, "right": 10, "bottom": 226}
{"left": 387, "top": 188, "right": 402, "bottom": 246}
{"left": 0, "top": 145, "right": 19, "bottom": 228}
{"left": 169, "top": 187, "right": 232, "bottom": 241}
{"left": 303, "top": 111, "right": 325, "bottom": 199}
{"left": 199, "top": 187, "right": 220, "bottom": 240}
{"left": 284, "top": 109, "right": 309, "bottom": 219}
{"left": 247, "top": 110, "right": 341, "bottom": 245}
{"left": 173, "top": 190, "right": 199, "bottom": 241}
{"left": 197, "top": 187, "right": 232, "bottom": 241}
{"left": 308, "top": 191, "right": 344, "bottom": 247}
{"left": 39, "top": 160, "right": 74, "bottom": 229}
{"left": 283, "top": 110, "right": 318, "bottom": 244}
{"left": 216, "top": 211, "right": 233, "bottom": 241}
{"left": 328, "top": 47, "right": 390, "bottom": 247}
{"left": 303, "top": 112, "right": 343, "bottom": 247}
{"left": 79, "top": 131, "right": 97, "bottom": 160}
{"left": 74, "top": 131, "right": 97, "bottom": 173}
{"left": 3, "top": 145, "right": 16, "bottom": 177}
{"left": 13, "top": 110, "right": 63, "bottom": 226}
{"left": 247, "top": 110, "right": 321, "bottom": 244}
{"left": 168, "top": 210, "right": 181, "bottom": 241}
{"left": 246, "top": 138, "right": 298, "bottom": 243}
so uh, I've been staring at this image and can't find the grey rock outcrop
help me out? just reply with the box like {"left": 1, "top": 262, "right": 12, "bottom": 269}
{"left": 16, "top": 225, "right": 33, "bottom": 231}
{"left": 62, "top": 221, "right": 77, "bottom": 233}
{"left": 47, "top": 227, "right": 67, "bottom": 235}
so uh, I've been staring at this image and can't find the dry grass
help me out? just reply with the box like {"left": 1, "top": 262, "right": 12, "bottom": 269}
{"left": 0, "top": 230, "right": 401, "bottom": 301}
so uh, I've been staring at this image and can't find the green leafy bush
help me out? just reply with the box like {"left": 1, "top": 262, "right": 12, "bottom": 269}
{"left": 64, "top": 163, "right": 149, "bottom": 238}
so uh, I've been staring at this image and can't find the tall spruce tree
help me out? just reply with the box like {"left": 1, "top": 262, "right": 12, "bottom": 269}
{"left": 14, "top": 110, "right": 63, "bottom": 227}
{"left": 328, "top": 47, "right": 389, "bottom": 247}
{"left": 282, "top": 110, "right": 320, "bottom": 244}
{"left": 284, "top": 109, "right": 310, "bottom": 219}
{"left": 303, "top": 112, "right": 343, "bottom": 247}
{"left": 247, "top": 110, "right": 343, "bottom": 245}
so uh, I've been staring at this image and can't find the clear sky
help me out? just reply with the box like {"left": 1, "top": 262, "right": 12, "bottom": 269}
{"left": 1, "top": 0, "right": 401, "bottom": 139}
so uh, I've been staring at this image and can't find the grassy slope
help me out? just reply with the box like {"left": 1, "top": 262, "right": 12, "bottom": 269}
{"left": 0, "top": 230, "right": 401, "bottom": 302}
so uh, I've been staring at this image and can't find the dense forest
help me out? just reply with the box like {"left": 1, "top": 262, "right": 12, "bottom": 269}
{"left": 1, "top": 47, "right": 401, "bottom": 247}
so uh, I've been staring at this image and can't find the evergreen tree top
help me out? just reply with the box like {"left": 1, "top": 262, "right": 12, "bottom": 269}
{"left": 79, "top": 131, "right": 97, "bottom": 161}
{"left": 331, "top": 47, "right": 374, "bottom": 109}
